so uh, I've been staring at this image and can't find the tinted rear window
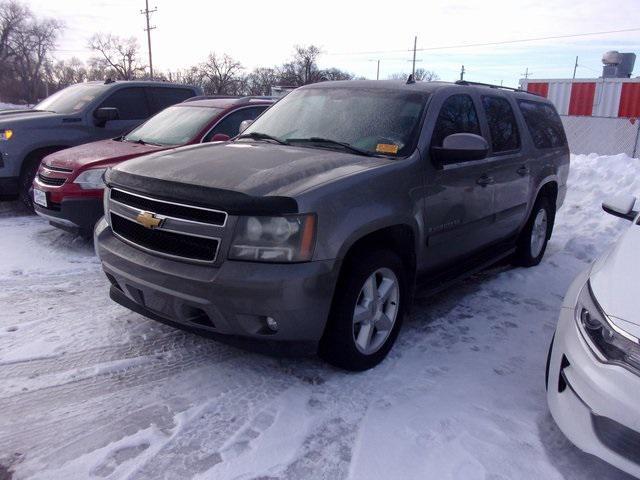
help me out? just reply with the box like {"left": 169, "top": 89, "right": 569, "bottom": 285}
{"left": 517, "top": 100, "right": 566, "bottom": 149}
{"left": 148, "top": 87, "right": 196, "bottom": 114}
{"left": 482, "top": 96, "right": 520, "bottom": 152}
{"left": 99, "top": 87, "right": 150, "bottom": 120}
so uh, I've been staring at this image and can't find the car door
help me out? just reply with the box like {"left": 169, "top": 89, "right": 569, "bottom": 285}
{"left": 93, "top": 87, "right": 151, "bottom": 139}
{"left": 480, "top": 95, "right": 531, "bottom": 240}
{"left": 202, "top": 106, "right": 269, "bottom": 141}
{"left": 422, "top": 93, "right": 497, "bottom": 271}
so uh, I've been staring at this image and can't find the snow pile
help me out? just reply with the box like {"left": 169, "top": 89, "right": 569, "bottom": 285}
{"left": 0, "top": 102, "right": 27, "bottom": 110}
{"left": 0, "top": 154, "right": 638, "bottom": 480}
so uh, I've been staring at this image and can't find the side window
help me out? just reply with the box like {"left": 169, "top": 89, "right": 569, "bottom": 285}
{"left": 517, "top": 100, "right": 566, "bottom": 149}
{"left": 482, "top": 96, "right": 521, "bottom": 152}
{"left": 98, "top": 87, "right": 150, "bottom": 120}
{"left": 204, "top": 106, "right": 268, "bottom": 141}
{"left": 148, "top": 87, "right": 196, "bottom": 114}
{"left": 430, "top": 94, "right": 481, "bottom": 147}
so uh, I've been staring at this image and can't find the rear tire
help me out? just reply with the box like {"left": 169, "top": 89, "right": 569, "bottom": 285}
{"left": 319, "top": 249, "right": 407, "bottom": 371}
{"left": 514, "top": 196, "right": 554, "bottom": 267}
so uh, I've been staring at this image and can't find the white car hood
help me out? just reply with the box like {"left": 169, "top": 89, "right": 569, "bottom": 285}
{"left": 590, "top": 225, "right": 640, "bottom": 337}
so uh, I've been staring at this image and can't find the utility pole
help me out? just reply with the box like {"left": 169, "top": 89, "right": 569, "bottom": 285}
{"left": 376, "top": 59, "right": 380, "bottom": 81}
{"left": 411, "top": 36, "right": 417, "bottom": 76}
{"left": 460, "top": 65, "right": 465, "bottom": 81}
{"left": 140, "top": 0, "right": 157, "bottom": 79}
{"left": 573, "top": 56, "right": 578, "bottom": 79}
{"left": 522, "top": 67, "right": 531, "bottom": 79}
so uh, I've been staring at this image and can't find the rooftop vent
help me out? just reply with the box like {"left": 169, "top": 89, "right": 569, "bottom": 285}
{"left": 602, "top": 51, "right": 636, "bottom": 78}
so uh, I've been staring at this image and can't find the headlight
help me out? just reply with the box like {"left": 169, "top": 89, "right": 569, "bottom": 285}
{"left": 576, "top": 281, "right": 640, "bottom": 373}
{"left": 0, "top": 129, "right": 13, "bottom": 141}
{"left": 229, "top": 214, "right": 316, "bottom": 263}
{"left": 73, "top": 168, "right": 107, "bottom": 190}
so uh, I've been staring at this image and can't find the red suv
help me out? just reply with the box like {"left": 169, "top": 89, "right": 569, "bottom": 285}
{"left": 32, "top": 96, "right": 274, "bottom": 237}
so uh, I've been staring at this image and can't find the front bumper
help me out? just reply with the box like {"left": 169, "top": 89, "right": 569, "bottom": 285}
{"left": 34, "top": 196, "right": 104, "bottom": 234}
{"left": 548, "top": 272, "right": 640, "bottom": 478}
{"left": 95, "top": 218, "right": 339, "bottom": 342}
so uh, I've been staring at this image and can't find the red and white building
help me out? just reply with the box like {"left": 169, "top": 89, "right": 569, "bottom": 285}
{"left": 520, "top": 77, "right": 640, "bottom": 119}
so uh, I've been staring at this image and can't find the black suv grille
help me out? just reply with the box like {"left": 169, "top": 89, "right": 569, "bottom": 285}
{"left": 110, "top": 189, "right": 226, "bottom": 226}
{"left": 111, "top": 214, "right": 219, "bottom": 262}
{"left": 38, "top": 173, "right": 65, "bottom": 186}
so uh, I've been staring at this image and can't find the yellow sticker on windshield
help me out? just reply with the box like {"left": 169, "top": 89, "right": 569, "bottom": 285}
{"left": 376, "top": 143, "right": 399, "bottom": 155}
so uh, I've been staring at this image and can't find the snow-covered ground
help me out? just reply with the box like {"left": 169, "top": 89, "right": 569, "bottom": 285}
{"left": 0, "top": 154, "right": 637, "bottom": 480}
{"left": 0, "top": 103, "right": 27, "bottom": 110}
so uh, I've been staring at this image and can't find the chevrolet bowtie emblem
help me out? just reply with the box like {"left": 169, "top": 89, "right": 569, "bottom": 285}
{"left": 136, "top": 211, "right": 163, "bottom": 229}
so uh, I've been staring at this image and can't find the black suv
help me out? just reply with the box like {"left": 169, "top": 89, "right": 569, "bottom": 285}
{"left": 95, "top": 79, "right": 569, "bottom": 370}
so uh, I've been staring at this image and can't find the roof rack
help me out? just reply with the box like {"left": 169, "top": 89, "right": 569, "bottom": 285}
{"left": 454, "top": 80, "right": 540, "bottom": 95}
{"left": 183, "top": 95, "right": 278, "bottom": 103}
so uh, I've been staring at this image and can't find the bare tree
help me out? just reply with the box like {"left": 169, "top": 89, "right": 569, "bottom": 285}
{"left": 198, "top": 53, "right": 244, "bottom": 95}
{"left": 0, "top": 1, "right": 28, "bottom": 70}
{"left": 9, "top": 16, "right": 62, "bottom": 102}
{"left": 319, "top": 67, "right": 354, "bottom": 82}
{"left": 46, "top": 56, "right": 87, "bottom": 88}
{"left": 244, "top": 67, "right": 279, "bottom": 96}
{"left": 388, "top": 68, "right": 439, "bottom": 82}
{"left": 88, "top": 33, "right": 145, "bottom": 80}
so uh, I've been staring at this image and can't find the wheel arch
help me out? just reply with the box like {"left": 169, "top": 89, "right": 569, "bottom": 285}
{"left": 20, "top": 145, "right": 71, "bottom": 176}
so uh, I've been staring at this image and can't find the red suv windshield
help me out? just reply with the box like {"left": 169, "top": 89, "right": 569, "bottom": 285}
{"left": 123, "top": 105, "right": 222, "bottom": 146}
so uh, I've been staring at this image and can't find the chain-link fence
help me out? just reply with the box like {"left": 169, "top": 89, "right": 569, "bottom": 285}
{"left": 561, "top": 115, "right": 640, "bottom": 157}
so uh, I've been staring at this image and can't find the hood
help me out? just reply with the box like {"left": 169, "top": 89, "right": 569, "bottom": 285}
{"left": 45, "top": 139, "right": 165, "bottom": 171}
{"left": 110, "top": 141, "right": 391, "bottom": 199}
{"left": 0, "top": 109, "right": 61, "bottom": 124}
{"left": 590, "top": 225, "right": 640, "bottom": 334}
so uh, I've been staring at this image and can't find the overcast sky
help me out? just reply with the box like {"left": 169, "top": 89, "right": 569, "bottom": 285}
{"left": 25, "top": 0, "right": 640, "bottom": 86}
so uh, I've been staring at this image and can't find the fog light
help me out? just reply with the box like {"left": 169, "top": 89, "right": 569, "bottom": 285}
{"left": 266, "top": 316, "right": 278, "bottom": 332}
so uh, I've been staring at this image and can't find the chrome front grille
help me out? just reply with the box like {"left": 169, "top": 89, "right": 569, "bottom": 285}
{"left": 107, "top": 188, "right": 227, "bottom": 263}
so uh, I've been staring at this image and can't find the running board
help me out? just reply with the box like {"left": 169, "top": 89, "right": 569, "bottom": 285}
{"left": 415, "top": 245, "right": 516, "bottom": 298}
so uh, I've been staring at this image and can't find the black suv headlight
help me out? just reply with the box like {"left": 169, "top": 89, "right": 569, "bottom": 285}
{"left": 229, "top": 214, "right": 316, "bottom": 263}
{"left": 576, "top": 281, "right": 640, "bottom": 374}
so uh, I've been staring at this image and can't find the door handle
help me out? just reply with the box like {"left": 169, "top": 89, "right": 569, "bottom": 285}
{"left": 517, "top": 165, "right": 530, "bottom": 176}
{"left": 476, "top": 175, "right": 495, "bottom": 187}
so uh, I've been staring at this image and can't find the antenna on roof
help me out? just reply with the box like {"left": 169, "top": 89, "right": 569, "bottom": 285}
{"left": 406, "top": 74, "right": 416, "bottom": 85}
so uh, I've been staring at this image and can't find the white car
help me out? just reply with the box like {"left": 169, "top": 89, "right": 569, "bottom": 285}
{"left": 547, "top": 195, "right": 640, "bottom": 478}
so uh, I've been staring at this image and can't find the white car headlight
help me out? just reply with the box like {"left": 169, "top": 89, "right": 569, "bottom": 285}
{"left": 576, "top": 281, "right": 640, "bottom": 374}
{"left": 73, "top": 168, "right": 107, "bottom": 190}
{"left": 229, "top": 214, "right": 316, "bottom": 263}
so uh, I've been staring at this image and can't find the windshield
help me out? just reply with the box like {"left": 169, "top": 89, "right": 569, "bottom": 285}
{"left": 123, "top": 105, "right": 222, "bottom": 146}
{"left": 242, "top": 87, "right": 429, "bottom": 156}
{"left": 34, "top": 83, "right": 108, "bottom": 114}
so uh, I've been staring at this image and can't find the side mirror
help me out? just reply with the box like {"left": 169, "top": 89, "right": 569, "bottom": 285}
{"left": 94, "top": 107, "right": 119, "bottom": 127}
{"left": 239, "top": 119, "right": 254, "bottom": 134}
{"left": 602, "top": 195, "right": 638, "bottom": 221}
{"left": 430, "top": 133, "right": 489, "bottom": 167}
{"left": 210, "top": 133, "right": 230, "bottom": 142}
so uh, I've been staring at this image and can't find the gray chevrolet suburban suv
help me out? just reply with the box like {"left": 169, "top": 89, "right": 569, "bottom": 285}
{"left": 95, "top": 79, "right": 569, "bottom": 370}
{"left": 0, "top": 80, "right": 201, "bottom": 205}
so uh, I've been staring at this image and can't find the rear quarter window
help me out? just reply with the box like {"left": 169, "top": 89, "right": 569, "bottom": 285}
{"left": 517, "top": 100, "right": 566, "bottom": 149}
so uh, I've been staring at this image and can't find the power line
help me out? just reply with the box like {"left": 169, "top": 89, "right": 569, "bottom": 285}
{"left": 325, "top": 27, "right": 640, "bottom": 57}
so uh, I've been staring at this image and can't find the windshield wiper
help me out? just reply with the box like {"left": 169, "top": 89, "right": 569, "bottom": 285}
{"left": 237, "top": 132, "right": 289, "bottom": 145}
{"left": 286, "top": 137, "right": 376, "bottom": 157}
{"left": 123, "top": 138, "right": 162, "bottom": 146}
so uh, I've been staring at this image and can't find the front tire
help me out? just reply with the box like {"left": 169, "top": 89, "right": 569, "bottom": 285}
{"left": 319, "top": 249, "right": 407, "bottom": 371}
{"left": 19, "top": 156, "right": 43, "bottom": 210}
{"left": 514, "top": 196, "right": 554, "bottom": 267}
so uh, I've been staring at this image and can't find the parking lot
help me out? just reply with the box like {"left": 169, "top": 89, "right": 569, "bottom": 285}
{"left": 0, "top": 153, "right": 637, "bottom": 480}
